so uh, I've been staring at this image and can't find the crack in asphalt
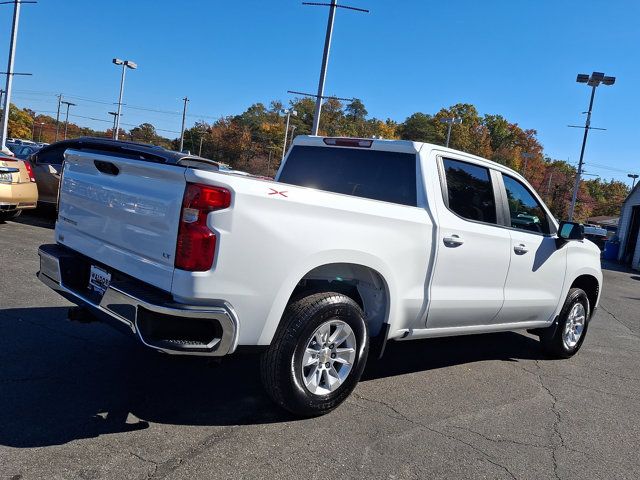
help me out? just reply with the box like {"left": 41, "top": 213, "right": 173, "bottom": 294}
{"left": 352, "top": 392, "right": 518, "bottom": 480}
{"left": 447, "top": 424, "right": 551, "bottom": 450}
{"left": 541, "top": 372, "right": 639, "bottom": 401}
{"left": 598, "top": 304, "right": 639, "bottom": 338}
{"left": 531, "top": 360, "right": 564, "bottom": 480}
{"left": 143, "top": 426, "right": 236, "bottom": 479}
{"left": 128, "top": 451, "right": 159, "bottom": 480}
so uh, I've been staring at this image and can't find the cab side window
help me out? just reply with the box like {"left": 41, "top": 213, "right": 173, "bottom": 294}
{"left": 442, "top": 158, "right": 497, "bottom": 224}
{"left": 502, "top": 175, "right": 551, "bottom": 234}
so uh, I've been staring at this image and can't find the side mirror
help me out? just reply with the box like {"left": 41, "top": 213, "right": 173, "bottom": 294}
{"left": 558, "top": 221, "right": 584, "bottom": 243}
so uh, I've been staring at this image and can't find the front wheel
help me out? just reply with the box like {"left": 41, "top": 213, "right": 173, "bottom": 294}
{"left": 260, "top": 292, "right": 369, "bottom": 416}
{"left": 540, "top": 288, "right": 590, "bottom": 358}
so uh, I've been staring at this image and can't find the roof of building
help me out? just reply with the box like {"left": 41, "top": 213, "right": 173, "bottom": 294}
{"left": 586, "top": 216, "right": 620, "bottom": 227}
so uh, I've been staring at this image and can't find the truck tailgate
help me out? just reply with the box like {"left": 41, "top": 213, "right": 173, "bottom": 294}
{"left": 56, "top": 149, "right": 186, "bottom": 291}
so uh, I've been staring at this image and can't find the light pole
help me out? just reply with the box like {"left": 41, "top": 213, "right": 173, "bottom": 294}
{"left": 629, "top": 173, "right": 639, "bottom": 190}
{"left": 440, "top": 117, "right": 462, "bottom": 148}
{"left": 61, "top": 101, "right": 75, "bottom": 140}
{"left": 282, "top": 109, "right": 297, "bottom": 160}
{"left": 112, "top": 58, "right": 137, "bottom": 140}
{"left": 0, "top": 0, "right": 36, "bottom": 154}
{"left": 304, "top": 1, "right": 369, "bottom": 135}
{"left": 568, "top": 71, "right": 615, "bottom": 221}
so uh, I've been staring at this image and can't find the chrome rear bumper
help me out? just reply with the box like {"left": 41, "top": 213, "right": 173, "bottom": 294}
{"left": 38, "top": 244, "right": 238, "bottom": 356}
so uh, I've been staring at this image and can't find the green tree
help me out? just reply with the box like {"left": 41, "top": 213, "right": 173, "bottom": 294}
{"left": 397, "top": 112, "right": 437, "bottom": 142}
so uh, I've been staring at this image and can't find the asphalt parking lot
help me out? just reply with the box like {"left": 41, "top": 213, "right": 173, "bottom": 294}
{"left": 1, "top": 211, "right": 639, "bottom": 480}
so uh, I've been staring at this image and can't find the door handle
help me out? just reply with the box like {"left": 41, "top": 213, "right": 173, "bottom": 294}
{"left": 514, "top": 244, "right": 529, "bottom": 254}
{"left": 443, "top": 234, "right": 464, "bottom": 247}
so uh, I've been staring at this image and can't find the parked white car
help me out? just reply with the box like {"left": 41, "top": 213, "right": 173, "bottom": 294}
{"left": 38, "top": 135, "right": 602, "bottom": 416}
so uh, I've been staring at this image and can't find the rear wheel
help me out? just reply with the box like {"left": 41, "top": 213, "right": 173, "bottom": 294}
{"left": 0, "top": 210, "right": 21, "bottom": 222}
{"left": 540, "top": 288, "right": 590, "bottom": 358}
{"left": 260, "top": 292, "right": 369, "bottom": 416}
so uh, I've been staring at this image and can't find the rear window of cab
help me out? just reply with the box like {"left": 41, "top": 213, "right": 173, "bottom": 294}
{"left": 278, "top": 145, "right": 417, "bottom": 207}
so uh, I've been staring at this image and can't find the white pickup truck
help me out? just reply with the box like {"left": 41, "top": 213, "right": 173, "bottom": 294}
{"left": 38, "top": 136, "right": 602, "bottom": 416}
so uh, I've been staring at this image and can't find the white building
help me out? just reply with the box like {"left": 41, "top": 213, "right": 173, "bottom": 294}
{"left": 618, "top": 184, "right": 640, "bottom": 270}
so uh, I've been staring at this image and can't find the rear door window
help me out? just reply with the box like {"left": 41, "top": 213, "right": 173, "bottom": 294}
{"left": 442, "top": 158, "right": 497, "bottom": 224}
{"left": 278, "top": 145, "right": 417, "bottom": 206}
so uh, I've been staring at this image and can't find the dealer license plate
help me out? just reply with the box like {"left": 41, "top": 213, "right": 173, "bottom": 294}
{"left": 88, "top": 265, "right": 111, "bottom": 296}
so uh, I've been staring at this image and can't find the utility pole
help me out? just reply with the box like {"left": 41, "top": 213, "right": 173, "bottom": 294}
{"left": 54, "top": 93, "right": 62, "bottom": 142}
{"left": 0, "top": 0, "right": 36, "bottom": 153}
{"left": 304, "top": 1, "right": 368, "bottom": 135}
{"left": 568, "top": 72, "right": 615, "bottom": 221}
{"left": 546, "top": 170, "right": 554, "bottom": 198}
{"left": 521, "top": 152, "right": 534, "bottom": 177}
{"left": 61, "top": 101, "right": 75, "bottom": 140}
{"left": 198, "top": 135, "right": 203, "bottom": 156}
{"left": 37, "top": 121, "right": 44, "bottom": 142}
{"left": 629, "top": 173, "right": 639, "bottom": 190}
{"left": 108, "top": 111, "right": 118, "bottom": 136}
{"left": 179, "top": 96, "right": 189, "bottom": 152}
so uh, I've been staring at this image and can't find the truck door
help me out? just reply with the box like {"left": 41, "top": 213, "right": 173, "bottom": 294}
{"left": 492, "top": 173, "right": 567, "bottom": 324}
{"left": 425, "top": 157, "right": 511, "bottom": 329}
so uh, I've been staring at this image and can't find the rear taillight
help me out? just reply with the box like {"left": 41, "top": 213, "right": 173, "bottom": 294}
{"left": 175, "top": 183, "right": 231, "bottom": 271}
{"left": 24, "top": 161, "right": 36, "bottom": 182}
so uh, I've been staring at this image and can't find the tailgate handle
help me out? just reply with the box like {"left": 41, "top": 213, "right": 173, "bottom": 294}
{"left": 94, "top": 160, "right": 120, "bottom": 176}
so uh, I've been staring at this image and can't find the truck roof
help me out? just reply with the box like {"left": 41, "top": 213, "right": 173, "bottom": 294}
{"left": 291, "top": 135, "right": 524, "bottom": 178}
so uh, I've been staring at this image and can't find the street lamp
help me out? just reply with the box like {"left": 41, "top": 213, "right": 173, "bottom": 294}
{"left": 289, "top": 125, "right": 297, "bottom": 149}
{"left": 282, "top": 109, "right": 297, "bottom": 160}
{"left": 629, "top": 173, "right": 639, "bottom": 189}
{"left": 568, "top": 71, "right": 615, "bottom": 221}
{"left": 61, "top": 101, "right": 76, "bottom": 140}
{"left": 112, "top": 58, "right": 137, "bottom": 140}
{"left": 440, "top": 117, "right": 462, "bottom": 148}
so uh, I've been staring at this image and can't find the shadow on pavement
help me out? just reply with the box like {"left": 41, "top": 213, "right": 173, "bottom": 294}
{"left": 10, "top": 207, "right": 56, "bottom": 229}
{"left": 364, "top": 331, "right": 542, "bottom": 381}
{"left": 0, "top": 306, "right": 546, "bottom": 448}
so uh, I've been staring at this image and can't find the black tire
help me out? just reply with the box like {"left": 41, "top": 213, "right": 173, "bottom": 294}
{"left": 0, "top": 209, "right": 21, "bottom": 222}
{"left": 540, "top": 288, "right": 590, "bottom": 358}
{"left": 260, "top": 292, "right": 369, "bottom": 417}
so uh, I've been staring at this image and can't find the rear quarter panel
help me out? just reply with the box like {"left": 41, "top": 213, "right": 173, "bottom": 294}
{"left": 172, "top": 168, "right": 433, "bottom": 346}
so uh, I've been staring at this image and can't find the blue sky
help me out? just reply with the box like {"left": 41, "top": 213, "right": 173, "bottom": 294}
{"left": 0, "top": 0, "right": 637, "bottom": 184}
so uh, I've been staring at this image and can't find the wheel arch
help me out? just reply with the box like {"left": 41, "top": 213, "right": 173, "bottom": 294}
{"left": 286, "top": 262, "right": 391, "bottom": 338}
{"left": 570, "top": 274, "right": 600, "bottom": 317}
{"left": 258, "top": 257, "right": 393, "bottom": 345}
